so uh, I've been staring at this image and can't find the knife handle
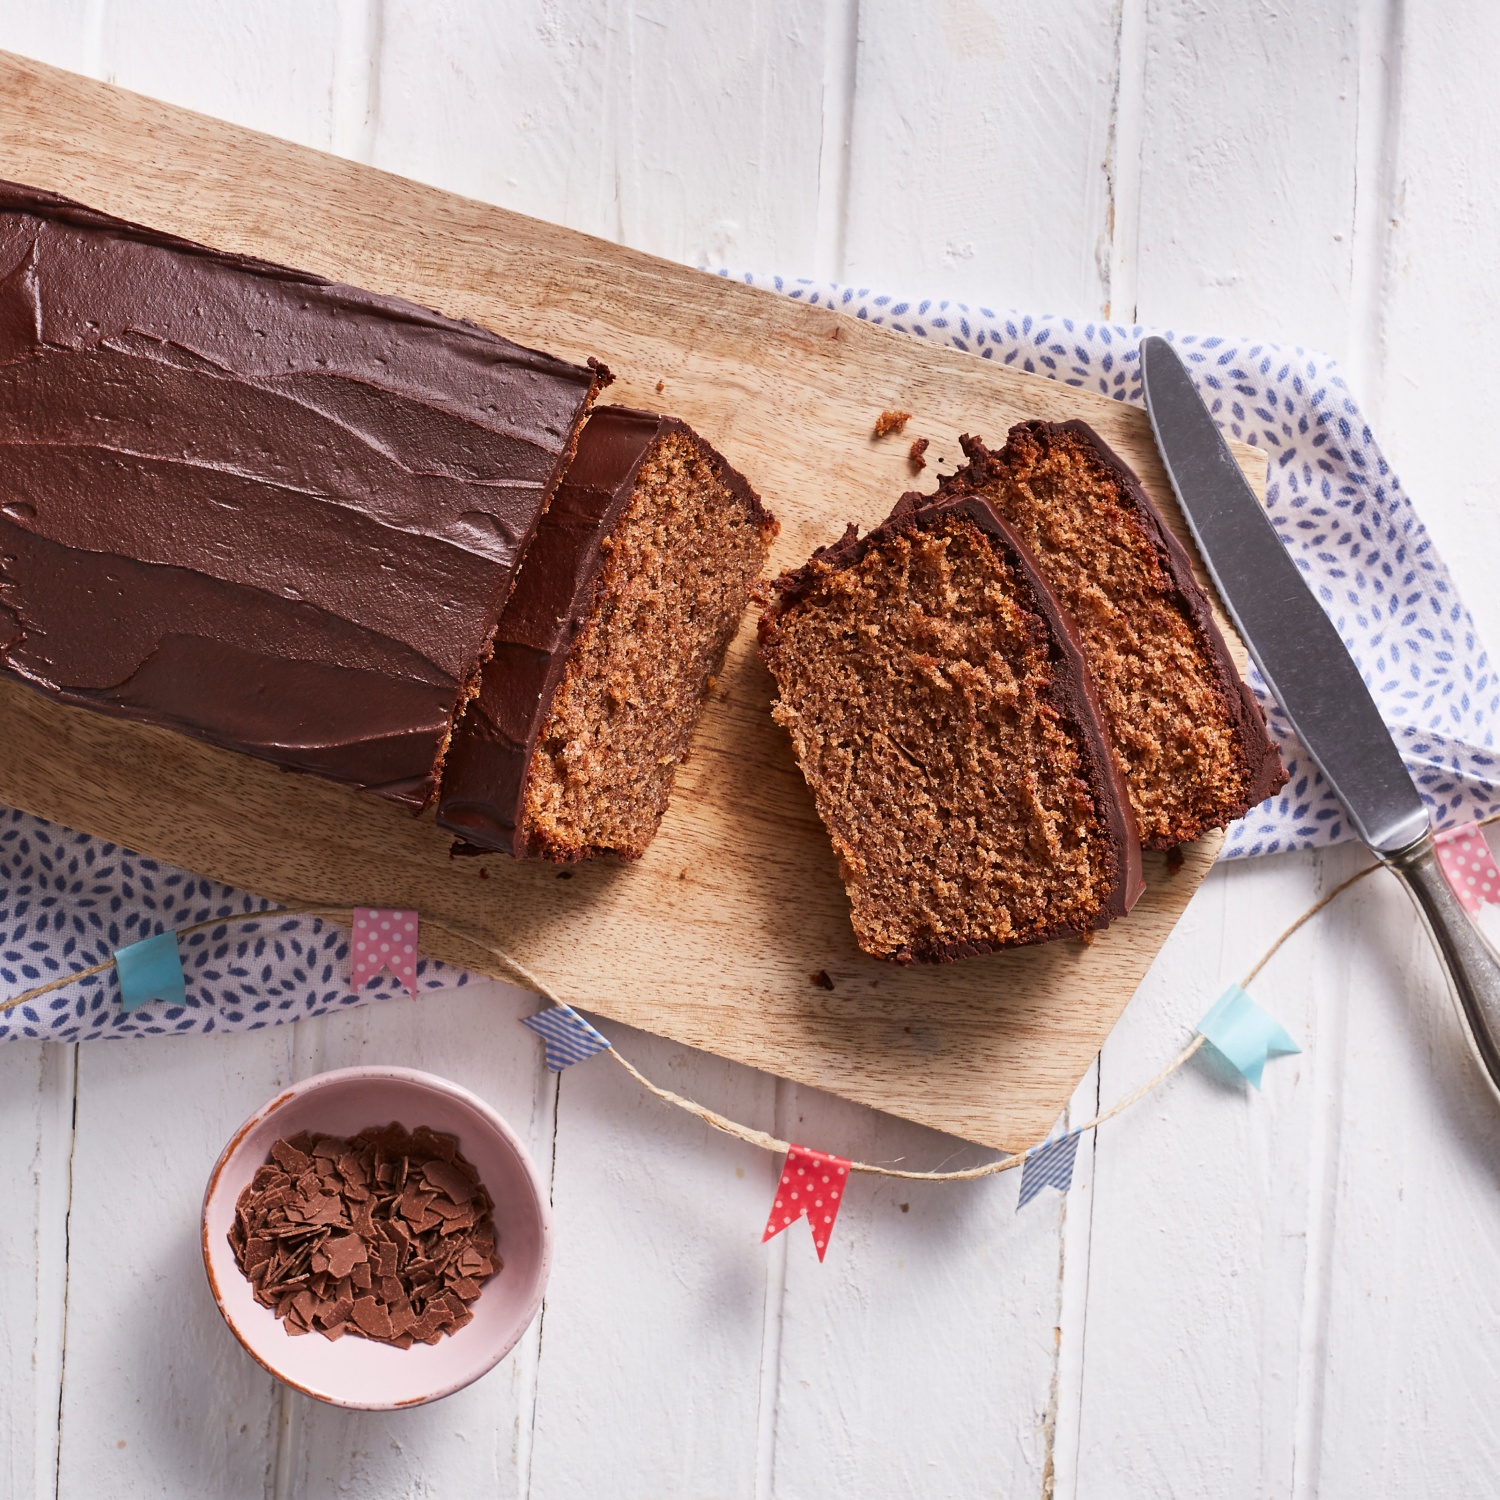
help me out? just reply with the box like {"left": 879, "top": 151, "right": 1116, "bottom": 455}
{"left": 1385, "top": 833, "right": 1500, "bottom": 1093}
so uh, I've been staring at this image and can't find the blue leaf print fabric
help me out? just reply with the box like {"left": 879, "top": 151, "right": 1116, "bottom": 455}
{"left": 0, "top": 813, "right": 465, "bottom": 1043}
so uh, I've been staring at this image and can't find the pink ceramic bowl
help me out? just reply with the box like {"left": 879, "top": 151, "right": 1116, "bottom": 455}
{"left": 202, "top": 1065, "right": 552, "bottom": 1410}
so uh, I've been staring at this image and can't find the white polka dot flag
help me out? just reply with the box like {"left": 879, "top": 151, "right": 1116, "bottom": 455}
{"left": 762, "top": 1144, "right": 851, "bottom": 1262}
{"left": 1434, "top": 823, "right": 1500, "bottom": 916}
{"left": 349, "top": 908, "right": 420, "bottom": 997}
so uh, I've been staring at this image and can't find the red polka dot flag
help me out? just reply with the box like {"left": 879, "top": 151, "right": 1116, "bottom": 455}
{"left": 350, "top": 907, "right": 420, "bottom": 997}
{"left": 1434, "top": 823, "right": 1500, "bottom": 916}
{"left": 762, "top": 1144, "right": 851, "bottom": 1262}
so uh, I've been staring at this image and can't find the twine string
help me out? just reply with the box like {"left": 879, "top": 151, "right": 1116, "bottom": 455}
{"left": 4, "top": 812, "right": 1496, "bottom": 1180}
{"left": 1238, "top": 865, "right": 1378, "bottom": 989}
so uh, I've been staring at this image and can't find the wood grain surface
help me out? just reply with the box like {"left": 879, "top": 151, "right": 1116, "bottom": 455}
{"left": 8, "top": 8, "right": 1500, "bottom": 1500}
{"left": 0, "top": 50, "right": 1266, "bottom": 1151}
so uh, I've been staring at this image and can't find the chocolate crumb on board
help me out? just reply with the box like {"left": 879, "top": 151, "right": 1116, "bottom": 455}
{"left": 655, "top": 380, "right": 665, "bottom": 392}
{"left": 228, "top": 1123, "right": 502, "bottom": 1347}
{"left": 908, "top": 437, "right": 930, "bottom": 471}
{"left": 874, "top": 409, "right": 912, "bottom": 438}
{"left": 811, "top": 969, "right": 835, "bottom": 990}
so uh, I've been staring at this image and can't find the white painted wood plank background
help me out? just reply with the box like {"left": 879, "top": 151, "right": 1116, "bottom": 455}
{"left": 1, "top": 2, "right": 1499, "bottom": 1495}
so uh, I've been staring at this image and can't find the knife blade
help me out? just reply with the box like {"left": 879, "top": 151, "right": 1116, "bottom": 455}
{"left": 1141, "top": 334, "right": 1500, "bottom": 1096}
{"left": 1139, "top": 335, "right": 1427, "bottom": 854}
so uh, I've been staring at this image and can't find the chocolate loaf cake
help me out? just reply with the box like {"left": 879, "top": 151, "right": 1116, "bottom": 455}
{"left": 438, "top": 406, "right": 777, "bottom": 860}
{"left": 760, "top": 491, "right": 1144, "bottom": 964}
{"left": 943, "top": 422, "right": 1285, "bottom": 847}
{"left": 0, "top": 181, "right": 608, "bottom": 809}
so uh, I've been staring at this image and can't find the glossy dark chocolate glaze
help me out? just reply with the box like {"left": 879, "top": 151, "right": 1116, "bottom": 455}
{"left": 762, "top": 489, "right": 1145, "bottom": 963}
{"left": 0, "top": 180, "right": 607, "bottom": 807}
{"left": 436, "top": 404, "right": 767, "bottom": 855}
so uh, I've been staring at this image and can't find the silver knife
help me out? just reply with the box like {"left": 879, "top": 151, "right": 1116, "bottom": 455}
{"left": 1140, "top": 335, "right": 1500, "bottom": 1093}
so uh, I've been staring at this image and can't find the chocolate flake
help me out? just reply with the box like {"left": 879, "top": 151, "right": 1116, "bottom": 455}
{"left": 229, "top": 1123, "right": 502, "bottom": 1348}
{"left": 322, "top": 1233, "right": 368, "bottom": 1279}
{"left": 422, "top": 1159, "right": 476, "bottom": 1203}
{"left": 351, "top": 1296, "right": 394, "bottom": 1339}
{"left": 271, "top": 1140, "right": 312, "bottom": 1175}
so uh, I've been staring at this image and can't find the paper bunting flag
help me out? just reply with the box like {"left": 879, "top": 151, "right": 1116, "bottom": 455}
{"left": 1197, "top": 984, "right": 1300, "bottom": 1088}
{"left": 1435, "top": 822, "right": 1500, "bottom": 915}
{"left": 521, "top": 1004, "right": 612, "bottom": 1070}
{"left": 350, "top": 908, "right": 420, "bottom": 996}
{"left": 1017, "top": 1130, "right": 1080, "bottom": 1211}
{"left": 113, "top": 931, "right": 186, "bottom": 1013}
{"left": 762, "top": 1144, "right": 850, "bottom": 1261}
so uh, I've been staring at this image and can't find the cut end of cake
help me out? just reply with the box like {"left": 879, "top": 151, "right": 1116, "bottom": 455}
{"left": 759, "top": 493, "right": 1142, "bottom": 964}
{"left": 946, "top": 422, "right": 1287, "bottom": 848}
{"left": 437, "top": 409, "right": 777, "bottom": 862}
{"left": 523, "top": 427, "right": 775, "bottom": 859}
{"left": 420, "top": 357, "right": 614, "bottom": 813}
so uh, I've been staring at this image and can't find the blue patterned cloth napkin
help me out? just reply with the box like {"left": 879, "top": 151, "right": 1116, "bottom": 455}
{"left": 3, "top": 273, "right": 1495, "bottom": 1042}
{"left": 0, "top": 812, "right": 465, "bottom": 1042}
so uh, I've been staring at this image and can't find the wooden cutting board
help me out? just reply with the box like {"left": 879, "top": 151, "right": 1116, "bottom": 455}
{"left": 0, "top": 52, "right": 1267, "bottom": 1151}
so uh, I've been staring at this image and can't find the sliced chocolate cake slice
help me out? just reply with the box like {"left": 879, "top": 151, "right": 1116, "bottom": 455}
{"left": 759, "top": 490, "right": 1144, "bottom": 964}
{"left": 0, "top": 180, "right": 608, "bottom": 809}
{"left": 946, "top": 421, "right": 1286, "bottom": 847}
{"left": 437, "top": 405, "right": 778, "bottom": 860}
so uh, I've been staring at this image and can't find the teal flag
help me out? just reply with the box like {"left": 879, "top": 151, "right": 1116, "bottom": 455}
{"left": 114, "top": 931, "right": 186, "bottom": 1013}
{"left": 1197, "top": 984, "right": 1300, "bottom": 1088}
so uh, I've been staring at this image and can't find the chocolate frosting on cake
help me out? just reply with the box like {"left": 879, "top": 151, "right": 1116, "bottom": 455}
{"left": 0, "top": 180, "right": 608, "bottom": 807}
{"left": 436, "top": 404, "right": 765, "bottom": 855}
{"left": 766, "top": 488, "right": 1146, "bottom": 956}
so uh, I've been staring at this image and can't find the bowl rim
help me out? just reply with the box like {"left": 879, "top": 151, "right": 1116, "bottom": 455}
{"left": 200, "top": 1064, "right": 553, "bottom": 1410}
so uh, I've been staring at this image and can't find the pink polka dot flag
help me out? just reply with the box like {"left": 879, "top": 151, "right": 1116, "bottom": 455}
{"left": 762, "top": 1144, "right": 851, "bottom": 1262}
{"left": 1434, "top": 823, "right": 1500, "bottom": 916}
{"left": 350, "top": 907, "right": 420, "bottom": 997}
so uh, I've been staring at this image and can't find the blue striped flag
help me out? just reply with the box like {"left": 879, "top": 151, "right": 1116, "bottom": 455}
{"left": 521, "top": 1004, "right": 612, "bottom": 1070}
{"left": 1016, "top": 1129, "right": 1081, "bottom": 1211}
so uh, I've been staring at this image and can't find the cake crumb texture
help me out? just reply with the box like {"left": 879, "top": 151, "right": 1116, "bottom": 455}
{"left": 761, "top": 513, "right": 1121, "bottom": 962}
{"left": 970, "top": 423, "right": 1285, "bottom": 846}
{"left": 522, "top": 431, "right": 774, "bottom": 859}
